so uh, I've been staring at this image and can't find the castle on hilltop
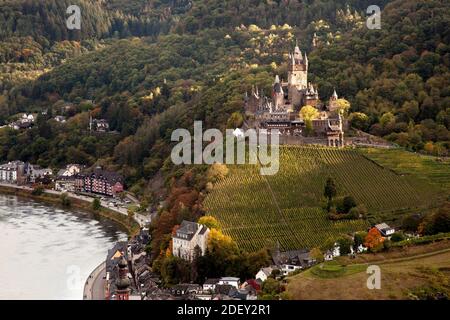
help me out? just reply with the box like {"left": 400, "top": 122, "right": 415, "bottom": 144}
{"left": 245, "top": 42, "right": 346, "bottom": 147}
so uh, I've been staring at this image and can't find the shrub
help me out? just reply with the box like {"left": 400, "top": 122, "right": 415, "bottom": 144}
{"left": 60, "top": 193, "right": 71, "bottom": 207}
{"left": 390, "top": 232, "right": 405, "bottom": 242}
{"left": 348, "top": 207, "right": 360, "bottom": 219}
{"left": 383, "top": 239, "right": 392, "bottom": 251}
{"left": 336, "top": 236, "right": 354, "bottom": 255}
{"left": 402, "top": 214, "right": 422, "bottom": 232}
{"left": 31, "top": 186, "right": 44, "bottom": 196}
{"left": 343, "top": 196, "right": 357, "bottom": 213}
{"left": 92, "top": 198, "right": 101, "bottom": 211}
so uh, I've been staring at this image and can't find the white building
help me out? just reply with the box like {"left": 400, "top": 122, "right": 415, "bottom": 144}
{"left": 57, "top": 164, "right": 83, "bottom": 177}
{"left": 172, "top": 220, "right": 210, "bottom": 261}
{"left": 0, "top": 161, "right": 26, "bottom": 184}
{"left": 28, "top": 164, "right": 53, "bottom": 183}
{"left": 375, "top": 223, "right": 395, "bottom": 237}
{"left": 255, "top": 267, "right": 274, "bottom": 282}
{"left": 218, "top": 277, "right": 240, "bottom": 289}
{"left": 324, "top": 243, "right": 341, "bottom": 261}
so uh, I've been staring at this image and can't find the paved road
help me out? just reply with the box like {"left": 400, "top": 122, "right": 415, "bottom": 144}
{"left": 83, "top": 261, "right": 106, "bottom": 300}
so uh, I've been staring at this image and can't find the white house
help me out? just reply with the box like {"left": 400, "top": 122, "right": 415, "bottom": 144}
{"left": 172, "top": 220, "right": 210, "bottom": 261}
{"left": 324, "top": 243, "right": 341, "bottom": 261}
{"left": 22, "top": 113, "right": 34, "bottom": 121}
{"left": 272, "top": 249, "right": 316, "bottom": 275}
{"left": 255, "top": 267, "right": 273, "bottom": 282}
{"left": 350, "top": 244, "right": 367, "bottom": 255}
{"left": 218, "top": 277, "right": 240, "bottom": 289}
{"left": 375, "top": 223, "right": 395, "bottom": 237}
{"left": 57, "top": 164, "right": 83, "bottom": 177}
{"left": 0, "top": 161, "right": 26, "bottom": 184}
{"left": 28, "top": 164, "right": 53, "bottom": 183}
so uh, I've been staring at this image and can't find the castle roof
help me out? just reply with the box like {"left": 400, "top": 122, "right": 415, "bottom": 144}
{"left": 274, "top": 75, "right": 280, "bottom": 84}
{"left": 332, "top": 89, "right": 338, "bottom": 99}
{"left": 273, "top": 81, "right": 283, "bottom": 94}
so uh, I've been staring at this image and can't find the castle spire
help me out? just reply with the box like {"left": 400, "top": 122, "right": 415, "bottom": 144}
{"left": 332, "top": 88, "right": 338, "bottom": 99}
{"left": 274, "top": 75, "right": 280, "bottom": 84}
{"left": 294, "top": 40, "right": 301, "bottom": 56}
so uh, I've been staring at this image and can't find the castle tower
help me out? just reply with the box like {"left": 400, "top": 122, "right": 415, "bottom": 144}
{"left": 328, "top": 88, "right": 339, "bottom": 112}
{"left": 272, "top": 75, "right": 284, "bottom": 110}
{"left": 288, "top": 41, "right": 308, "bottom": 89}
{"left": 305, "top": 83, "right": 319, "bottom": 107}
{"left": 114, "top": 257, "right": 131, "bottom": 300}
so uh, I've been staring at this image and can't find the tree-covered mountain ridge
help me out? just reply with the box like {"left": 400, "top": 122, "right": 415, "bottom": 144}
{"left": 0, "top": 0, "right": 448, "bottom": 192}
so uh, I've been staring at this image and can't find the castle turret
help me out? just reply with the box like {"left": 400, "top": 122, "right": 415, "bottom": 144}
{"left": 273, "top": 75, "right": 284, "bottom": 110}
{"left": 328, "top": 88, "right": 339, "bottom": 112}
{"left": 288, "top": 41, "right": 308, "bottom": 89}
{"left": 331, "top": 88, "right": 338, "bottom": 100}
{"left": 114, "top": 257, "right": 131, "bottom": 300}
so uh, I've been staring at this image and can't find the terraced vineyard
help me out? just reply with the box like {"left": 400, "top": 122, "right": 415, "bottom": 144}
{"left": 204, "top": 146, "right": 442, "bottom": 252}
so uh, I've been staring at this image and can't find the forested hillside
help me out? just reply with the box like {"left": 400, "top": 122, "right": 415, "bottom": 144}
{"left": 0, "top": 0, "right": 448, "bottom": 182}
{"left": 0, "top": 0, "right": 449, "bottom": 272}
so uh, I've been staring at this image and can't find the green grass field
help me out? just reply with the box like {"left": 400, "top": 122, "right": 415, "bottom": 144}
{"left": 204, "top": 146, "right": 447, "bottom": 252}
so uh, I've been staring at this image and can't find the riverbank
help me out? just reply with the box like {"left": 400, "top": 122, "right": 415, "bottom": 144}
{"left": 0, "top": 184, "right": 140, "bottom": 236}
{"left": 83, "top": 261, "right": 106, "bottom": 300}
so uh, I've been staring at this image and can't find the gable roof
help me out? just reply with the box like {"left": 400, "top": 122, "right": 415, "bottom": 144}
{"left": 272, "top": 249, "right": 310, "bottom": 266}
{"left": 204, "top": 278, "right": 220, "bottom": 285}
{"left": 174, "top": 221, "right": 199, "bottom": 240}
{"left": 375, "top": 223, "right": 393, "bottom": 230}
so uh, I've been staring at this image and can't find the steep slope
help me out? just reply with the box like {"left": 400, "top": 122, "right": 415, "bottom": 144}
{"left": 204, "top": 146, "right": 442, "bottom": 251}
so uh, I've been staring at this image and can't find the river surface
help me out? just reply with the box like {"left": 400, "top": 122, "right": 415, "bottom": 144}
{"left": 0, "top": 194, "right": 127, "bottom": 300}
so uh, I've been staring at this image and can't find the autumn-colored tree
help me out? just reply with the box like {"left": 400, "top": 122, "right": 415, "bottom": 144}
{"left": 348, "top": 112, "right": 369, "bottom": 130}
{"left": 336, "top": 98, "right": 351, "bottom": 116}
{"left": 423, "top": 141, "right": 434, "bottom": 155}
{"left": 165, "top": 239, "right": 173, "bottom": 257}
{"left": 198, "top": 215, "right": 221, "bottom": 230}
{"left": 208, "top": 228, "right": 239, "bottom": 256}
{"left": 299, "top": 105, "right": 319, "bottom": 135}
{"left": 207, "top": 163, "right": 229, "bottom": 183}
{"left": 226, "top": 112, "right": 244, "bottom": 128}
{"left": 364, "top": 227, "right": 384, "bottom": 252}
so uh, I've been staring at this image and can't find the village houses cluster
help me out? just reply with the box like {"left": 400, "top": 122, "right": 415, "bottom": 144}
{"left": 117, "top": 217, "right": 395, "bottom": 300}
{"left": 0, "top": 160, "right": 124, "bottom": 198}
{"left": 0, "top": 108, "right": 111, "bottom": 134}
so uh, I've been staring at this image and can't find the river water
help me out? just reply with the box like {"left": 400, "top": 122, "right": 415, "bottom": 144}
{"left": 0, "top": 194, "right": 127, "bottom": 300}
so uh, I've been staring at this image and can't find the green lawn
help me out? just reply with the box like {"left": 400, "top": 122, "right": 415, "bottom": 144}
{"left": 308, "top": 261, "right": 367, "bottom": 279}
